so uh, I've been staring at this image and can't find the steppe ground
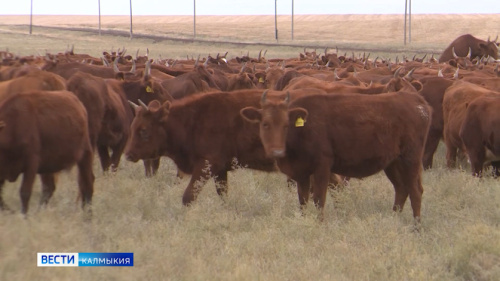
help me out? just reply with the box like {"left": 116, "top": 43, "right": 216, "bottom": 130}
{"left": 0, "top": 14, "right": 500, "bottom": 281}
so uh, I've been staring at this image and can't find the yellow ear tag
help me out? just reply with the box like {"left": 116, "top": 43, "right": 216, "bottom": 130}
{"left": 258, "top": 77, "right": 265, "bottom": 83}
{"left": 295, "top": 117, "right": 305, "bottom": 127}
{"left": 146, "top": 86, "right": 154, "bottom": 93}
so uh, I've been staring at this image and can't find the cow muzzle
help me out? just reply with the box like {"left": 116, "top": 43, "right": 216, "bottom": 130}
{"left": 125, "top": 153, "right": 139, "bottom": 163}
{"left": 271, "top": 149, "right": 285, "bottom": 158}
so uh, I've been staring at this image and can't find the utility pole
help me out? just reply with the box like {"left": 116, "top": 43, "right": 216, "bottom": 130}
{"left": 98, "top": 0, "right": 101, "bottom": 36}
{"left": 291, "top": 0, "right": 294, "bottom": 40}
{"left": 129, "top": 0, "right": 133, "bottom": 39}
{"left": 194, "top": 0, "right": 196, "bottom": 38}
{"left": 275, "top": 0, "right": 278, "bottom": 40}
{"left": 30, "top": 0, "right": 33, "bottom": 35}
{"left": 404, "top": 0, "right": 407, "bottom": 45}
{"left": 409, "top": 0, "right": 412, "bottom": 43}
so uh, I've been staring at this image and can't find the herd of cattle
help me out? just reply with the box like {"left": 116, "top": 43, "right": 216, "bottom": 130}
{"left": 0, "top": 33, "right": 499, "bottom": 223}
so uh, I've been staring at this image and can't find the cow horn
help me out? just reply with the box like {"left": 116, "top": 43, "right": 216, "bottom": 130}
{"left": 284, "top": 91, "right": 290, "bottom": 104}
{"left": 452, "top": 47, "right": 458, "bottom": 58}
{"left": 138, "top": 99, "right": 149, "bottom": 110}
{"left": 366, "top": 53, "right": 370, "bottom": 61}
{"left": 494, "top": 35, "right": 499, "bottom": 43}
{"left": 281, "top": 61, "right": 285, "bottom": 70}
{"left": 258, "top": 49, "right": 262, "bottom": 62}
{"left": 89, "top": 60, "right": 93, "bottom": 65}
{"left": 362, "top": 52, "right": 366, "bottom": 61}
{"left": 369, "top": 81, "right": 373, "bottom": 87}
{"left": 113, "top": 58, "right": 120, "bottom": 73}
{"left": 261, "top": 90, "right": 268, "bottom": 104}
{"left": 146, "top": 48, "right": 149, "bottom": 57}
{"left": 422, "top": 54, "right": 427, "bottom": 61}
{"left": 240, "top": 62, "right": 247, "bottom": 74}
{"left": 144, "top": 59, "right": 152, "bottom": 78}
{"left": 263, "top": 50, "right": 267, "bottom": 57}
{"left": 121, "top": 48, "right": 127, "bottom": 57}
{"left": 101, "top": 57, "right": 109, "bottom": 67}
{"left": 334, "top": 68, "right": 340, "bottom": 80}
{"left": 467, "top": 47, "right": 472, "bottom": 59}
{"left": 412, "top": 54, "right": 417, "bottom": 61}
{"left": 335, "top": 46, "right": 338, "bottom": 54}
{"left": 203, "top": 57, "right": 208, "bottom": 67}
{"left": 438, "top": 68, "right": 443, "bottom": 77}
{"left": 128, "top": 100, "right": 139, "bottom": 110}
{"left": 194, "top": 55, "right": 200, "bottom": 67}
{"left": 130, "top": 60, "right": 136, "bottom": 73}
{"left": 326, "top": 59, "right": 331, "bottom": 67}
{"left": 393, "top": 66, "right": 402, "bottom": 78}
{"left": 374, "top": 56, "right": 378, "bottom": 64}
{"left": 224, "top": 51, "right": 229, "bottom": 57}
{"left": 488, "top": 36, "right": 491, "bottom": 42}
{"left": 454, "top": 68, "right": 459, "bottom": 80}
{"left": 395, "top": 56, "right": 399, "bottom": 65}
{"left": 135, "top": 49, "right": 140, "bottom": 59}
{"left": 405, "top": 68, "right": 415, "bottom": 79}
{"left": 216, "top": 53, "right": 219, "bottom": 59}
{"left": 324, "top": 47, "right": 328, "bottom": 56}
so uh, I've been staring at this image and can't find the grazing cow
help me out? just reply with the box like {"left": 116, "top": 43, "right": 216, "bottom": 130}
{"left": 240, "top": 91, "right": 431, "bottom": 222}
{"left": 0, "top": 91, "right": 94, "bottom": 214}
{"left": 442, "top": 81, "right": 496, "bottom": 168}
{"left": 439, "top": 34, "right": 499, "bottom": 63}
{"left": 124, "top": 89, "right": 335, "bottom": 205}
{"left": 460, "top": 93, "right": 500, "bottom": 176}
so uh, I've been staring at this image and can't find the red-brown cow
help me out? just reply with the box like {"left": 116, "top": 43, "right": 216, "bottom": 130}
{"left": 240, "top": 91, "right": 431, "bottom": 222}
{"left": 0, "top": 91, "right": 94, "bottom": 214}
{"left": 442, "top": 81, "right": 496, "bottom": 168}
{"left": 460, "top": 93, "right": 500, "bottom": 176}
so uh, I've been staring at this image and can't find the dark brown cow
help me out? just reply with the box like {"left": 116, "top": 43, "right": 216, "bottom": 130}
{"left": 442, "top": 81, "right": 496, "bottom": 168}
{"left": 0, "top": 91, "right": 94, "bottom": 214}
{"left": 460, "top": 93, "right": 500, "bottom": 176}
{"left": 439, "top": 34, "right": 499, "bottom": 63}
{"left": 240, "top": 91, "right": 431, "bottom": 222}
{"left": 161, "top": 65, "right": 220, "bottom": 99}
{"left": 67, "top": 72, "right": 132, "bottom": 172}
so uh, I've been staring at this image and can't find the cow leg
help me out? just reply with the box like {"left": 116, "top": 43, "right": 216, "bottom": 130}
{"left": 286, "top": 177, "right": 296, "bottom": 191}
{"left": 39, "top": 174, "right": 56, "bottom": 208}
{"left": 97, "top": 145, "right": 111, "bottom": 172}
{"left": 214, "top": 170, "right": 228, "bottom": 199}
{"left": 0, "top": 179, "right": 10, "bottom": 211}
{"left": 422, "top": 129, "right": 442, "bottom": 169}
{"left": 491, "top": 161, "right": 500, "bottom": 178}
{"left": 19, "top": 159, "right": 39, "bottom": 214}
{"left": 295, "top": 175, "right": 311, "bottom": 215}
{"left": 468, "top": 148, "right": 486, "bottom": 177}
{"left": 151, "top": 158, "right": 161, "bottom": 176}
{"left": 384, "top": 160, "right": 409, "bottom": 213}
{"left": 182, "top": 162, "right": 211, "bottom": 206}
{"left": 109, "top": 140, "right": 127, "bottom": 173}
{"left": 143, "top": 160, "right": 153, "bottom": 177}
{"left": 311, "top": 166, "right": 331, "bottom": 222}
{"left": 445, "top": 141, "right": 458, "bottom": 169}
{"left": 77, "top": 149, "right": 94, "bottom": 212}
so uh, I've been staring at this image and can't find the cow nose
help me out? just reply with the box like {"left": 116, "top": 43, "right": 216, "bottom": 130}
{"left": 272, "top": 149, "right": 285, "bottom": 158}
{"left": 125, "top": 154, "right": 134, "bottom": 162}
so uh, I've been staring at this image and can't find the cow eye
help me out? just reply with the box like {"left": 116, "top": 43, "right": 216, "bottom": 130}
{"left": 263, "top": 124, "right": 270, "bottom": 129}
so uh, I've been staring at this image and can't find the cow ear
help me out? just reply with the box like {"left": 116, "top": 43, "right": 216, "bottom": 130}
{"left": 159, "top": 101, "right": 171, "bottom": 123}
{"left": 411, "top": 81, "right": 423, "bottom": 92}
{"left": 240, "top": 107, "right": 262, "bottom": 123}
{"left": 288, "top": 108, "right": 308, "bottom": 126}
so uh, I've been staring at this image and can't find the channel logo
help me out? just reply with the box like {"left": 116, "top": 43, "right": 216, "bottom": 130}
{"left": 37, "top": 253, "right": 134, "bottom": 267}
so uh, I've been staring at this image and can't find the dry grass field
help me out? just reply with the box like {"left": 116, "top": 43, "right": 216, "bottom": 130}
{"left": 0, "top": 14, "right": 500, "bottom": 281}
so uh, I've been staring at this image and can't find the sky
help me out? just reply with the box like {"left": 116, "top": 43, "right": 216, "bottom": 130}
{"left": 2, "top": 0, "right": 499, "bottom": 15}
